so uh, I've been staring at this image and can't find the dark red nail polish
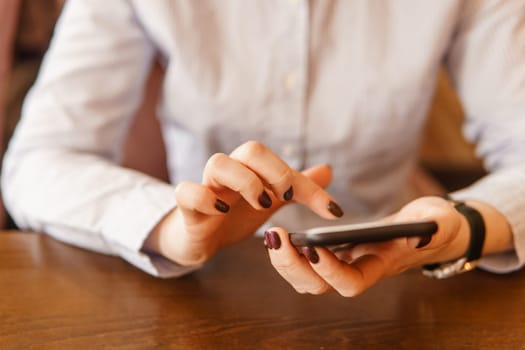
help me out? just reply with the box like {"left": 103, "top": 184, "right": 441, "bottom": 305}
{"left": 301, "top": 246, "right": 319, "bottom": 264}
{"left": 266, "top": 230, "right": 281, "bottom": 249}
{"left": 416, "top": 234, "right": 432, "bottom": 249}
{"left": 214, "top": 199, "right": 230, "bottom": 213}
{"left": 258, "top": 191, "right": 272, "bottom": 208}
{"left": 283, "top": 186, "right": 294, "bottom": 201}
{"left": 328, "top": 201, "right": 344, "bottom": 217}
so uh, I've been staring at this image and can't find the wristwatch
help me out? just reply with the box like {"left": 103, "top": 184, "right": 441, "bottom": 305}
{"left": 422, "top": 200, "right": 486, "bottom": 279}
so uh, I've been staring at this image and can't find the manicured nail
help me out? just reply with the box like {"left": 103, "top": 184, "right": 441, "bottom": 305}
{"left": 258, "top": 191, "right": 272, "bottom": 208}
{"left": 301, "top": 246, "right": 319, "bottom": 264}
{"left": 416, "top": 234, "right": 432, "bottom": 249}
{"left": 283, "top": 186, "right": 294, "bottom": 201}
{"left": 214, "top": 199, "right": 230, "bottom": 213}
{"left": 263, "top": 232, "right": 270, "bottom": 249}
{"left": 327, "top": 200, "right": 344, "bottom": 217}
{"left": 265, "top": 230, "right": 281, "bottom": 249}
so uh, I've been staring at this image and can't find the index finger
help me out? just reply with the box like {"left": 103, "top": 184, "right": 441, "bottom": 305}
{"left": 292, "top": 167, "right": 344, "bottom": 220}
{"left": 230, "top": 142, "right": 343, "bottom": 219}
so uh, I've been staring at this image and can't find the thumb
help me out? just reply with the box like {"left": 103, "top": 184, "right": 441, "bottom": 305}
{"left": 301, "top": 164, "right": 333, "bottom": 189}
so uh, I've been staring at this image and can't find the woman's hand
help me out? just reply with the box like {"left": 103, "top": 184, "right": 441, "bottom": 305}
{"left": 265, "top": 196, "right": 473, "bottom": 297}
{"left": 144, "top": 141, "right": 344, "bottom": 266}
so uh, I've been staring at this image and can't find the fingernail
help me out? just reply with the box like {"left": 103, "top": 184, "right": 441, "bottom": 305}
{"left": 258, "top": 191, "right": 272, "bottom": 208}
{"left": 283, "top": 186, "right": 294, "bottom": 201}
{"left": 265, "top": 230, "right": 281, "bottom": 249}
{"left": 214, "top": 199, "right": 230, "bottom": 213}
{"left": 328, "top": 200, "right": 344, "bottom": 217}
{"left": 416, "top": 234, "right": 432, "bottom": 249}
{"left": 301, "top": 246, "right": 319, "bottom": 264}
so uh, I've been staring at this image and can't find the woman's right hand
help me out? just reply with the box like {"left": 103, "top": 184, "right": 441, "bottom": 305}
{"left": 143, "top": 141, "right": 344, "bottom": 266}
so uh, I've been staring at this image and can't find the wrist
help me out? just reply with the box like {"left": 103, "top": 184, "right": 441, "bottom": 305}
{"left": 464, "top": 200, "right": 514, "bottom": 255}
{"left": 423, "top": 200, "right": 487, "bottom": 278}
{"left": 143, "top": 208, "right": 177, "bottom": 257}
{"left": 423, "top": 202, "right": 494, "bottom": 279}
{"left": 144, "top": 208, "right": 217, "bottom": 267}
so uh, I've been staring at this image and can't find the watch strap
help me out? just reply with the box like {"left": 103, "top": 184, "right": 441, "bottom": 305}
{"left": 455, "top": 202, "right": 486, "bottom": 262}
{"left": 422, "top": 200, "right": 486, "bottom": 279}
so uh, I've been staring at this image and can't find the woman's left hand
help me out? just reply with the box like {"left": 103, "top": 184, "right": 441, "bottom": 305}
{"left": 265, "top": 196, "right": 471, "bottom": 296}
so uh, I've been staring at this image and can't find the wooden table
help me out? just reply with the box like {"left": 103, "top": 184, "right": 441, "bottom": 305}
{"left": 1, "top": 231, "right": 524, "bottom": 349}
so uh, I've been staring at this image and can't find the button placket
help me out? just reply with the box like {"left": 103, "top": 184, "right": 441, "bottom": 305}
{"left": 271, "top": 1, "right": 309, "bottom": 170}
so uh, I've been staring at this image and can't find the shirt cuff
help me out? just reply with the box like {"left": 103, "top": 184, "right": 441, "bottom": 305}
{"left": 117, "top": 245, "right": 201, "bottom": 278}
{"left": 450, "top": 168, "right": 525, "bottom": 273}
{"left": 104, "top": 179, "right": 201, "bottom": 277}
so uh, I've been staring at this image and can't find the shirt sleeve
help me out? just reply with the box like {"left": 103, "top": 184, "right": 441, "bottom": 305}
{"left": 1, "top": 0, "right": 197, "bottom": 278}
{"left": 445, "top": 0, "right": 525, "bottom": 273}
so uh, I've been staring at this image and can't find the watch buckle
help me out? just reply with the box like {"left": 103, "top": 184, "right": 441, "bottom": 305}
{"left": 422, "top": 257, "right": 480, "bottom": 279}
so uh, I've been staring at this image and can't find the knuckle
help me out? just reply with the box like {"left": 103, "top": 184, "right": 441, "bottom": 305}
{"left": 338, "top": 285, "right": 361, "bottom": 298}
{"left": 310, "top": 186, "right": 327, "bottom": 203}
{"left": 205, "top": 152, "right": 229, "bottom": 171}
{"left": 294, "top": 287, "right": 309, "bottom": 295}
{"left": 243, "top": 173, "right": 262, "bottom": 190}
{"left": 272, "top": 257, "right": 296, "bottom": 272}
{"left": 319, "top": 265, "right": 342, "bottom": 282}
{"left": 240, "top": 140, "right": 266, "bottom": 158}
{"left": 174, "top": 182, "right": 209, "bottom": 209}
{"left": 174, "top": 181, "right": 193, "bottom": 201}
{"left": 193, "top": 194, "right": 210, "bottom": 211}
{"left": 308, "top": 284, "right": 330, "bottom": 295}
{"left": 271, "top": 168, "right": 293, "bottom": 188}
{"left": 238, "top": 175, "right": 263, "bottom": 198}
{"left": 321, "top": 271, "right": 340, "bottom": 285}
{"left": 174, "top": 181, "right": 187, "bottom": 196}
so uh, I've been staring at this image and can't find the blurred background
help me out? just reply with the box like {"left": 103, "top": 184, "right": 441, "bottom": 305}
{"left": 0, "top": 0, "right": 485, "bottom": 228}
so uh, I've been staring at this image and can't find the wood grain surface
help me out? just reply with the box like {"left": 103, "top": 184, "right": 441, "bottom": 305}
{"left": 1, "top": 231, "right": 524, "bottom": 349}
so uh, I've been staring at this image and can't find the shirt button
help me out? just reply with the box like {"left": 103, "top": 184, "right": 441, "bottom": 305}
{"left": 281, "top": 143, "right": 296, "bottom": 157}
{"left": 284, "top": 71, "right": 299, "bottom": 91}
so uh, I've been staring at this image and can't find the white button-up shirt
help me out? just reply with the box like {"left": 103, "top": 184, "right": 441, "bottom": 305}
{"left": 3, "top": 0, "right": 525, "bottom": 276}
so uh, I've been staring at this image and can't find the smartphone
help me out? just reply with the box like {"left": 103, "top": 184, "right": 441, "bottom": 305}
{"left": 289, "top": 220, "right": 438, "bottom": 247}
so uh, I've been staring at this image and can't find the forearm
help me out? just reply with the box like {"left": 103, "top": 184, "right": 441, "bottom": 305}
{"left": 446, "top": 0, "right": 525, "bottom": 271}
{"left": 2, "top": 148, "right": 175, "bottom": 247}
{"left": 1, "top": 145, "right": 206, "bottom": 277}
